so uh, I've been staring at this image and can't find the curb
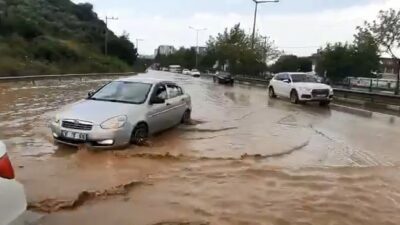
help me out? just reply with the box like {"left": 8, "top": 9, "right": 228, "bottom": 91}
{"left": 334, "top": 97, "right": 400, "bottom": 114}
{"left": 330, "top": 104, "right": 373, "bottom": 118}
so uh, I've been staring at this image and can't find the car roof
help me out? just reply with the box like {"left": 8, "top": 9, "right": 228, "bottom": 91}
{"left": 116, "top": 76, "right": 175, "bottom": 85}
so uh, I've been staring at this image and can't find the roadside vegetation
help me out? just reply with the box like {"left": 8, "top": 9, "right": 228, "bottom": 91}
{"left": 0, "top": 0, "right": 138, "bottom": 76}
{"left": 155, "top": 8, "right": 400, "bottom": 87}
{"left": 156, "top": 24, "right": 281, "bottom": 76}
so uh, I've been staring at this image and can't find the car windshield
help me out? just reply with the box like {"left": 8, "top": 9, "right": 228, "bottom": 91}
{"left": 291, "top": 74, "right": 319, "bottom": 83}
{"left": 90, "top": 81, "right": 152, "bottom": 104}
{"left": 192, "top": 69, "right": 199, "bottom": 72}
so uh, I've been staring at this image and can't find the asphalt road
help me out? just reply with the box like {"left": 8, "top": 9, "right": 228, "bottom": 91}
{"left": 1, "top": 70, "right": 399, "bottom": 225}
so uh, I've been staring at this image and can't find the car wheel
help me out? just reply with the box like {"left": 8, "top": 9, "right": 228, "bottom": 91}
{"left": 181, "top": 110, "right": 191, "bottom": 124}
{"left": 130, "top": 123, "right": 148, "bottom": 145}
{"left": 319, "top": 101, "right": 331, "bottom": 106}
{"left": 269, "top": 87, "right": 277, "bottom": 98}
{"left": 290, "top": 90, "right": 299, "bottom": 104}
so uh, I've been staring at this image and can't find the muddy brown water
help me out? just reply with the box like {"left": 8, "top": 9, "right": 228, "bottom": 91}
{"left": 1, "top": 71, "right": 400, "bottom": 225}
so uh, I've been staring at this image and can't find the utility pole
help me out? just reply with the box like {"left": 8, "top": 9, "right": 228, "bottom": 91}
{"left": 189, "top": 26, "right": 207, "bottom": 69}
{"left": 251, "top": 0, "right": 279, "bottom": 49}
{"left": 104, "top": 16, "right": 118, "bottom": 56}
{"left": 260, "top": 35, "right": 268, "bottom": 62}
{"left": 136, "top": 38, "right": 144, "bottom": 56}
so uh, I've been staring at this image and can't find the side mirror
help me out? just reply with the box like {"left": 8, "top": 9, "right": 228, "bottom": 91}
{"left": 283, "top": 79, "right": 291, "bottom": 83}
{"left": 88, "top": 91, "right": 95, "bottom": 98}
{"left": 150, "top": 97, "right": 165, "bottom": 104}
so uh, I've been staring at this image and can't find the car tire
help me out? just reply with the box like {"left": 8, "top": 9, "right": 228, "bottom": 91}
{"left": 130, "top": 123, "right": 148, "bottom": 145}
{"left": 319, "top": 101, "right": 331, "bottom": 106}
{"left": 290, "top": 90, "right": 299, "bottom": 104}
{"left": 269, "top": 87, "right": 277, "bottom": 98}
{"left": 181, "top": 110, "right": 191, "bottom": 124}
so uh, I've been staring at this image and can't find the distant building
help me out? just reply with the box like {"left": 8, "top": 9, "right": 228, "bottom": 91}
{"left": 380, "top": 57, "right": 399, "bottom": 80}
{"left": 191, "top": 46, "right": 207, "bottom": 55}
{"left": 139, "top": 54, "right": 155, "bottom": 60}
{"left": 155, "top": 45, "right": 176, "bottom": 56}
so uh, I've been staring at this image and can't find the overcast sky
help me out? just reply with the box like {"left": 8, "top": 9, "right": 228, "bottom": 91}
{"left": 72, "top": 0, "right": 400, "bottom": 56}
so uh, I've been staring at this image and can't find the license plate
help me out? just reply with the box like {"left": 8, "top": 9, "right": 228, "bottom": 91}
{"left": 316, "top": 94, "right": 327, "bottom": 98}
{"left": 61, "top": 130, "right": 87, "bottom": 140}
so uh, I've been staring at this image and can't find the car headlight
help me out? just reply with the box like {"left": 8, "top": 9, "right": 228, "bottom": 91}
{"left": 52, "top": 114, "right": 60, "bottom": 125}
{"left": 299, "top": 87, "right": 312, "bottom": 92}
{"left": 100, "top": 115, "right": 127, "bottom": 129}
{"left": 329, "top": 88, "right": 334, "bottom": 94}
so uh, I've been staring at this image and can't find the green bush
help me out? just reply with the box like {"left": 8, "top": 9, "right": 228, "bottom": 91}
{"left": 0, "top": 0, "right": 137, "bottom": 76}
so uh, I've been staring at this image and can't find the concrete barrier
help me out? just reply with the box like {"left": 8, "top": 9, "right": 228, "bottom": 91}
{"left": 330, "top": 104, "right": 373, "bottom": 118}
{"left": 334, "top": 88, "right": 400, "bottom": 107}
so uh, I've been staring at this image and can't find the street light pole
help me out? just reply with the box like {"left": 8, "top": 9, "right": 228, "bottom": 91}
{"left": 136, "top": 38, "right": 144, "bottom": 56}
{"left": 251, "top": 0, "right": 279, "bottom": 49}
{"left": 189, "top": 26, "right": 207, "bottom": 69}
{"left": 104, "top": 16, "right": 118, "bottom": 56}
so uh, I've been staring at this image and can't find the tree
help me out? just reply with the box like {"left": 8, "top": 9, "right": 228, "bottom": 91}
{"left": 352, "top": 28, "right": 380, "bottom": 77}
{"left": 205, "top": 23, "right": 279, "bottom": 76}
{"left": 155, "top": 47, "right": 197, "bottom": 69}
{"left": 360, "top": 8, "right": 400, "bottom": 94}
{"left": 271, "top": 55, "right": 312, "bottom": 73}
{"left": 107, "top": 33, "right": 138, "bottom": 66}
{"left": 315, "top": 29, "right": 380, "bottom": 82}
{"left": 315, "top": 43, "right": 354, "bottom": 82}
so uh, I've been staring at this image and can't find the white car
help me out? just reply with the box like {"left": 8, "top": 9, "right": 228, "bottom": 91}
{"left": 190, "top": 69, "right": 201, "bottom": 77}
{"left": 0, "top": 142, "right": 27, "bottom": 225}
{"left": 268, "top": 72, "right": 334, "bottom": 106}
{"left": 182, "top": 69, "right": 191, "bottom": 75}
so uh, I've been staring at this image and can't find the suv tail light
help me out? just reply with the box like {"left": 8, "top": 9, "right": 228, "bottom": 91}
{"left": 0, "top": 153, "right": 15, "bottom": 179}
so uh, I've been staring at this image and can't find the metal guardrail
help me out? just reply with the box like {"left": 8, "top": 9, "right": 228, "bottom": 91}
{"left": 0, "top": 72, "right": 136, "bottom": 82}
{"left": 234, "top": 76, "right": 271, "bottom": 84}
{"left": 233, "top": 76, "right": 400, "bottom": 107}
{"left": 333, "top": 88, "right": 400, "bottom": 107}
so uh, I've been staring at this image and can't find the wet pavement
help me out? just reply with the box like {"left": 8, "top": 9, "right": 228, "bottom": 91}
{"left": 1, "top": 70, "right": 400, "bottom": 225}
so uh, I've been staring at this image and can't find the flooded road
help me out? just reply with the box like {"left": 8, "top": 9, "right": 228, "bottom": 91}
{"left": 1, "top": 71, "right": 400, "bottom": 225}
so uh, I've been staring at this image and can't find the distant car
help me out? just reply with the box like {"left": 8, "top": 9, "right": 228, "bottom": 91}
{"left": 213, "top": 71, "right": 234, "bottom": 85}
{"left": 0, "top": 141, "right": 27, "bottom": 225}
{"left": 50, "top": 77, "right": 192, "bottom": 148}
{"left": 169, "top": 65, "right": 182, "bottom": 73}
{"left": 268, "top": 72, "right": 334, "bottom": 106}
{"left": 190, "top": 69, "right": 201, "bottom": 77}
{"left": 182, "top": 69, "right": 191, "bottom": 75}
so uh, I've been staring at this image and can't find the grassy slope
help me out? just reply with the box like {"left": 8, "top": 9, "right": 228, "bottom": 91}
{"left": 0, "top": 0, "right": 134, "bottom": 76}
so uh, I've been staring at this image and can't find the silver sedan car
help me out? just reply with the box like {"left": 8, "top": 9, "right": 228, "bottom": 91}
{"left": 50, "top": 77, "right": 192, "bottom": 148}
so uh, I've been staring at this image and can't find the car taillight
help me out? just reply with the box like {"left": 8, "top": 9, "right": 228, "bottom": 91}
{"left": 0, "top": 153, "right": 15, "bottom": 179}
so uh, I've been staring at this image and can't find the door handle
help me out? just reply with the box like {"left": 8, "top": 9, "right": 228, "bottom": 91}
{"left": 166, "top": 103, "right": 171, "bottom": 106}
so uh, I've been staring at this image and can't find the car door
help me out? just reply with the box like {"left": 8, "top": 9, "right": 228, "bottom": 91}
{"left": 166, "top": 84, "right": 187, "bottom": 126}
{"left": 280, "top": 73, "right": 293, "bottom": 98}
{"left": 147, "top": 83, "right": 170, "bottom": 133}
{"left": 273, "top": 74, "right": 284, "bottom": 96}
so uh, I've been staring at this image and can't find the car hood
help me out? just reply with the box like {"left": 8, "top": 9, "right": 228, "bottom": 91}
{"left": 293, "top": 82, "right": 332, "bottom": 89}
{"left": 58, "top": 100, "right": 138, "bottom": 124}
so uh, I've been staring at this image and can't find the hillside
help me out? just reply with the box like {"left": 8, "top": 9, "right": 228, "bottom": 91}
{"left": 0, "top": 0, "right": 137, "bottom": 76}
